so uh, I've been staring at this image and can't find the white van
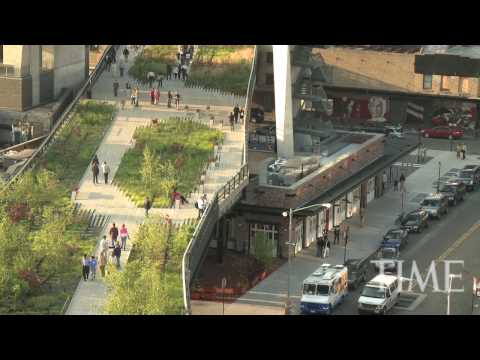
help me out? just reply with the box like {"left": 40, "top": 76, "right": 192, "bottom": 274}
{"left": 357, "top": 274, "right": 400, "bottom": 315}
{"left": 300, "top": 264, "right": 348, "bottom": 315}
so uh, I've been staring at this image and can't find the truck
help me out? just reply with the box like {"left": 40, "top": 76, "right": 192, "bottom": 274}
{"left": 300, "top": 264, "right": 348, "bottom": 315}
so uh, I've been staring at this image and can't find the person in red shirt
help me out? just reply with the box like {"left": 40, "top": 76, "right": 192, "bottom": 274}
{"left": 150, "top": 88, "right": 155, "bottom": 105}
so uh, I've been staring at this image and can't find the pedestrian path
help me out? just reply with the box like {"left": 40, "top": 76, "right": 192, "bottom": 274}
{"left": 66, "top": 45, "right": 247, "bottom": 315}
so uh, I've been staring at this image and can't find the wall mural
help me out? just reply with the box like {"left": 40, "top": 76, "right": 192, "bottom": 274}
{"left": 332, "top": 96, "right": 389, "bottom": 122}
{"left": 431, "top": 101, "right": 477, "bottom": 129}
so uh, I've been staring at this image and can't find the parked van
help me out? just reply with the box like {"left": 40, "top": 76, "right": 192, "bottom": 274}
{"left": 357, "top": 274, "right": 400, "bottom": 315}
{"left": 300, "top": 264, "right": 348, "bottom": 315}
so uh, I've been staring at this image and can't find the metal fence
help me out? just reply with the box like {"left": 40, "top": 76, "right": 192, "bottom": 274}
{"left": 0, "top": 45, "right": 118, "bottom": 195}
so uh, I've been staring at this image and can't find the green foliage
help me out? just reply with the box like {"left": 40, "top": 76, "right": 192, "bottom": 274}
{"left": 115, "top": 118, "right": 223, "bottom": 208}
{"left": 0, "top": 99, "right": 113, "bottom": 314}
{"left": 186, "top": 45, "right": 254, "bottom": 96}
{"left": 104, "top": 219, "right": 195, "bottom": 315}
{"left": 252, "top": 232, "right": 274, "bottom": 270}
{"left": 127, "top": 45, "right": 177, "bottom": 85}
{"left": 41, "top": 100, "right": 115, "bottom": 191}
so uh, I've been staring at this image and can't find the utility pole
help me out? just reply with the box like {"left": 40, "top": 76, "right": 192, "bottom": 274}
{"left": 437, "top": 161, "right": 442, "bottom": 193}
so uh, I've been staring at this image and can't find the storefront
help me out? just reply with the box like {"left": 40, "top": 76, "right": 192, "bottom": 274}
{"left": 318, "top": 207, "right": 329, "bottom": 238}
{"left": 294, "top": 223, "right": 304, "bottom": 254}
{"left": 351, "top": 186, "right": 361, "bottom": 216}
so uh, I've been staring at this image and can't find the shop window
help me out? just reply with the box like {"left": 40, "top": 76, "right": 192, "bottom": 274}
{"left": 440, "top": 76, "right": 450, "bottom": 91}
{"left": 422, "top": 74, "right": 433, "bottom": 90}
{"left": 265, "top": 73, "right": 274, "bottom": 86}
{"left": 459, "top": 77, "right": 470, "bottom": 95}
{"left": 266, "top": 51, "right": 273, "bottom": 64}
{"left": 249, "top": 223, "right": 279, "bottom": 257}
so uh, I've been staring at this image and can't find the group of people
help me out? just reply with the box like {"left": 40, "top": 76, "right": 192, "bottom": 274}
{"left": 81, "top": 223, "right": 131, "bottom": 281}
{"left": 229, "top": 104, "right": 245, "bottom": 131}
{"left": 91, "top": 155, "right": 111, "bottom": 185}
{"left": 316, "top": 224, "right": 350, "bottom": 258}
{"left": 148, "top": 89, "right": 181, "bottom": 109}
{"left": 456, "top": 143, "right": 468, "bottom": 160}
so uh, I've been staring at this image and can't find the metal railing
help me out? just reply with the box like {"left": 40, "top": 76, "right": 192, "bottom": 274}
{"left": 182, "top": 163, "right": 249, "bottom": 314}
{"left": 181, "top": 46, "right": 256, "bottom": 315}
{"left": 0, "top": 45, "right": 118, "bottom": 194}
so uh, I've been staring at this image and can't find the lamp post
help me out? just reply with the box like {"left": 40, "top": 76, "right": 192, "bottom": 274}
{"left": 282, "top": 202, "right": 332, "bottom": 315}
{"left": 437, "top": 161, "right": 442, "bottom": 193}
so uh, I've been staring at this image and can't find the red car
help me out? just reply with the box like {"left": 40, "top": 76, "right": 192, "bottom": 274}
{"left": 420, "top": 126, "right": 464, "bottom": 139}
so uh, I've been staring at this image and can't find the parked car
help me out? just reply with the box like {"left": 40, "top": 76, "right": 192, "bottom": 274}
{"left": 357, "top": 275, "right": 400, "bottom": 315}
{"left": 401, "top": 210, "right": 429, "bottom": 233}
{"left": 344, "top": 258, "right": 375, "bottom": 290}
{"left": 439, "top": 181, "right": 466, "bottom": 206}
{"left": 433, "top": 176, "right": 456, "bottom": 188}
{"left": 419, "top": 193, "right": 449, "bottom": 219}
{"left": 463, "top": 165, "right": 480, "bottom": 184}
{"left": 420, "top": 126, "right": 464, "bottom": 139}
{"left": 444, "top": 168, "right": 462, "bottom": 178}
{"left": 382, "top": 228, "right": 409, "bottom": 249}
{"left": 458, "top": 169, "right": 477, "bottom": 191}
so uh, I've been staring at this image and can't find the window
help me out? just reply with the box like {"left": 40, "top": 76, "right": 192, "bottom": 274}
{"left": 41, "top": 45, "right": 54, "bottom": 71}
{"left": 249, "top": 223, "right": 279, "bottom": 257}
{"left": 459, "top": 77, "right": 470, "bottom": 95}
{"left": 422, "top": 74, "right": 433, "bottom": 90}
{"left": 440, "top": 75, "right": 450, "bottom": 91}
{"left": 266, "top": 51, "right": 273, "bottom": 64}
{"left": 265, "top": 73, "right": 274, "bottom": 86}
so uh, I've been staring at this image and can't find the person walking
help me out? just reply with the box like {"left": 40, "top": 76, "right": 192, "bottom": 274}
{"left": 167, "top": 91, "right": 172, "bottom": 108}
{"left": 130, "top": 88, "right": 136, "bottom": 105}
{"left": 89, "top": 256, "right": 97, "bottom": 280}
{"left": 134, "top": 87, "right": 140, "bottom": 107}
{"left": 333, "top": 225, "right": 340, "bottom": 245}
{"left": 123, "top": 47, "right": 129, "bottom": 62}
{"left": 144, "top": 197, "right": 152, "bottom": 217}
{"left": 173, "top": 66, "right": 178, "bottom": 80}
{"left": 229, "top": 112, "right": 235, "bottom": 131}
{"left": 239, "top": 108, "right": 245, "bottom": 124}
{"left": 113, "top": 80, "right": 119, "bottom": 97}
{"left": 166, "top": 64, "right": 172, "bottom": 80}
{"left": 233, "top": 104, "right": 240, "bottom": 123}
{"left": 99, "top": 252, "right": 107, "bottom": 278}
{"left": 92, "top": 154, "right": 99, "bottom": 167}
{"left": 154, "top": 88, "right": 160, "bottom": 105}
{"left": 100, "top": 235, "right": 109, "bottom": 258}
{"left": 119, "top": 61, "right": 124, "bottom": 77}
{"left": 150, "top": 88, "right": 155, "bottom": 105}
{"left": 196, "top": 194, "right": 207, "bottom": 219}
{"left": 382, "top": 172, "right": 388, "bottom": 195}
{"left": 456, "top": 144, "right": 462, "bottom": 160}
{"left": 324, "top": 237, "right": 331, "bottom": 258}
{"left": 316, "top": 236, "right": 325, "bottom": 258}
{"left": 147, "top": 71, "right": 155, "bottom": 88}
{"left": 157, "top": 74, "right": 163, "bottom": 88}
{"left": 113, "top": 243, "right": 121, "bottom": 269}
{"left": 109, "top": 223, "right": 119, "bottom": 247}
{"left": 92, "top": 162, "right": 99, "bottom": 185}
{"left": 82, "top": 255, "right": 90, "bottom": 281}
{"left": 172, "top": 189, "right": 183, "bottom": 209}
{"left": 120, "top": 224, "right": 129, "bottom": 251}
{"left": 102, "top": 161, "right": 110, "bottom": 184}
{"left": 175, "top": 91, "right": 181, "bottom": 110}
{"left": 399, "top": 173, "right": 406, "bottom": 192}
{"left": 344, "top": 225, "right": 350, "bottom": 246}
{"left": 393, "top": 178, "right": 399, "bottom": 191}
{"left": 461, "top": 143, "right": 467, "bottom": 160}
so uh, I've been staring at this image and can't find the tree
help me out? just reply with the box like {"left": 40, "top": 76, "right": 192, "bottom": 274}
{"left": 252, "top": 232, "right": 274, "bottom": 271}
{"left": 140, "top": 145, "right": 160, "bottom": 198}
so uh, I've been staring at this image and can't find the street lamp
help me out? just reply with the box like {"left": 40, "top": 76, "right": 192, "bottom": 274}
{"left": 282, "top": 202, "right": 332, "bottom": 315}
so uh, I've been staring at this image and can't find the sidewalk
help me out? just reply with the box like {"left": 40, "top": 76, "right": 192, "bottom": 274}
{"left": 232, "top": 148, "right": 480, "bottom": 314}
{"left": 66, "top": 45, "right": 247, "bottom": 315}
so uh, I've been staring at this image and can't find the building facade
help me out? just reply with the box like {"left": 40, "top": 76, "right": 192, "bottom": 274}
{"left": 0, "top": 45, "right": 89, "bottom": 111}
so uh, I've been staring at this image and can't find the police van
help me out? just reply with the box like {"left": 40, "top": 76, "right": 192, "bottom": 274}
{"left": 300, "top": 264, "right": 348, "bottom": 315}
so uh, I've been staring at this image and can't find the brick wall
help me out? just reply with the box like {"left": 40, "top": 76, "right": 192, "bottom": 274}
{"left": 316, "top": 48, "right": 480, "bottom": 97}
{"left": 243, "top": 135, "right": 385, "bottom": 209}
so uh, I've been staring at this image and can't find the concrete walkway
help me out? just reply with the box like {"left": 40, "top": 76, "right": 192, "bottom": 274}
{"left": 231, "top": 148, "right": 480, "bottom": 314}
{"left": 66, "top": 45, "right": 247, "bottom": 315}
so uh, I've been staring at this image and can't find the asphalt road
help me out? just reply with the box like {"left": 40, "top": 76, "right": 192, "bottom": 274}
{"left": 321, "top": 185, "right": 480, "bottom": 316}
